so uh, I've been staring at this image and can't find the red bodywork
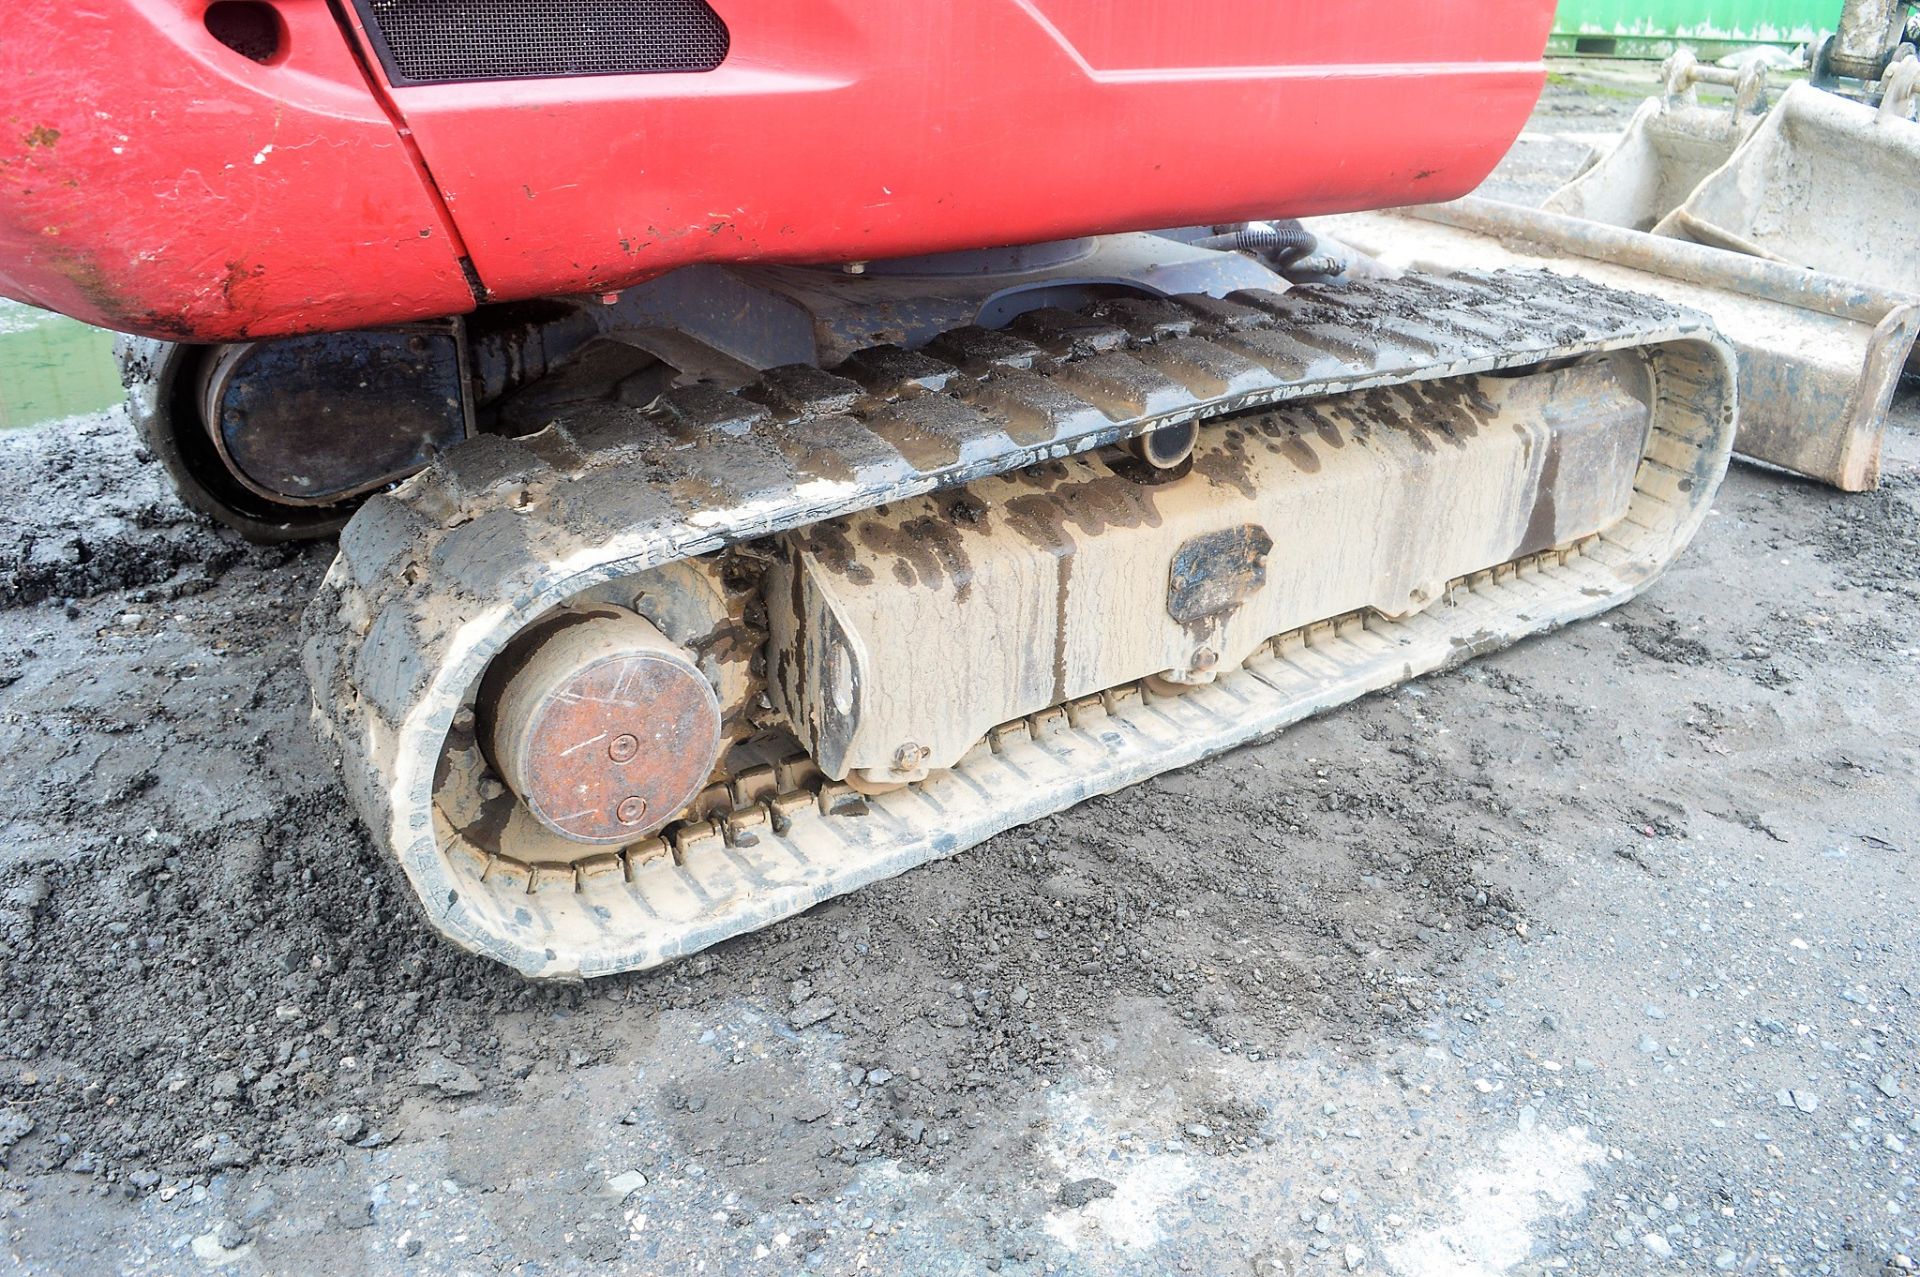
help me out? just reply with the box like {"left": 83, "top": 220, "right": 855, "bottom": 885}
{"left": 1, "top": 1, "right": 1554, "bottom": 341}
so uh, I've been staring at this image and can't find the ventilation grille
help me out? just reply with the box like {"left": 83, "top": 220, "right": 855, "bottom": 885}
{"left": 353, "top": 0, "right": 730, "bottom": 85}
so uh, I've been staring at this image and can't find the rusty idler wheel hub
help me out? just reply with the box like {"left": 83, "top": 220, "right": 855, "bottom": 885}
{"left": 480, "top": 608, "right": 722, "bottom": 845}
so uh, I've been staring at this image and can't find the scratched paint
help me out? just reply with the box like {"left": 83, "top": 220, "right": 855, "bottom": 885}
{"left": 0, "top": 299, "right": 119, "bottom": 430}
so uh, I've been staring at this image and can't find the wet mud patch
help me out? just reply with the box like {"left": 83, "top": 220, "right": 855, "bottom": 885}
{"left": 0, "top": 726, "right": 1531, "bottom": 1196}
{"left": 1612, "top": 615, "right": 1715, "bottom": 665}
{"left": 0, "top": 414, "right": 301, "bottom": 608}
{"left": 0, "top": 793, "right": 540, "bottom": 1180}
{"left": 702, "top": 736, "right": 1538, "bottom": 1174}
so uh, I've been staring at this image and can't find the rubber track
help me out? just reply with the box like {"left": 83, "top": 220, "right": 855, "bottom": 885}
{"left": 301, "top": 269, "right": 1737, "bottom": 977}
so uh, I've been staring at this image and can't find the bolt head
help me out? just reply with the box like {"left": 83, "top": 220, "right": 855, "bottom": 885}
{"left": 1191, "top": 646, "right": 1219, "bottom": 672}
{"left": 609, "top": 733, "right": 640, "bottom": 763}
{"left": 616, "top": 795, "right": 648, "bottom": 825}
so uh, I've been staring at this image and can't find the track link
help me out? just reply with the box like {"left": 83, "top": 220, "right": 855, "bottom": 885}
{"left": 302, "top": 270, "right": 1737, "bottom": 978}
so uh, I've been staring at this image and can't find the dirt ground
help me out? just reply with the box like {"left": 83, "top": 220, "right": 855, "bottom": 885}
{"left": 2, "top": 66, "right": 1917, "bottom": 1276}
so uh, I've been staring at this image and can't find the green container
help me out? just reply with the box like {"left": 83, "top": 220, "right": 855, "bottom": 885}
{"left": 1551, "top": 0, "right": 1834, "bottom": 56}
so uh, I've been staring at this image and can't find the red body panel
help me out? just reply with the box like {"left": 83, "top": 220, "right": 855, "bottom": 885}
{"left": 0, "top": 1, "right": 473, "bottom": 340}
{"left": 1, "top": 1, "right": 1554, "bottom": 341}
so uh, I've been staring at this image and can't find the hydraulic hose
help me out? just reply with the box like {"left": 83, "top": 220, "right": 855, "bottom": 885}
{"left": 1192, "top": 225, "right": 1319, "bottom": 263}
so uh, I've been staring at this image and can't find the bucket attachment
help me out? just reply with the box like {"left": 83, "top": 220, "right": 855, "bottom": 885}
{"left": 1315, "top": 197, "right": 1920, "bottom": 491}
{"left": 1652, "top": 60, "right": 1920, "bottom": 292}
{"left": 1545, "top": 52, "right": 1770, "bottom": 232}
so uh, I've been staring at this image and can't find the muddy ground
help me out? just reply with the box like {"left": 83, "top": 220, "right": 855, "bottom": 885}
{"left": 2, "top": 66, "right": 1917, "bottom": 1276}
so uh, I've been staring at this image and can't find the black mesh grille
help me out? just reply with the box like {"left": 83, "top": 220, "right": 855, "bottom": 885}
{"left": 353, "top": 0, "right": 730, "bottom": 84}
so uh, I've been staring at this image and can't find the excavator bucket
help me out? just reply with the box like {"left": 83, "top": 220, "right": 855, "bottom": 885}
{"left": 1316, "top": 197, "right": 1920, "bottom": 492}
{"left": 1653, "top": 60, "right": 1920, "bottom": 291}
{"left": 1544, "top": 52, "right": 1770, "bottom": 232}
{"left": 1487, "top": 46, "right": 1920, "bottom": 492}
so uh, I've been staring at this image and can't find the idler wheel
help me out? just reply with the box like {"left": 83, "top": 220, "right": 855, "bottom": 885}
{"left": 479, "top": 609, "right": 722, "bottom": 845}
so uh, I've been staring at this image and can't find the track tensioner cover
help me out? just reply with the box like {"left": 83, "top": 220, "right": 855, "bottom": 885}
{"left": 480, "top": 609, "right": 723, "bottom": 844}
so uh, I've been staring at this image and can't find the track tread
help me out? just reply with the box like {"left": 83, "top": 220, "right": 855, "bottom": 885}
{"left": 923, "top": 325, "right": 1045, "bottom": 373}
{"left": 741, "top": 365, "right": 866, "bottom": 419}
{"left": 834, "top": 345, "right": 959, "bottom": 395}
{"left": 1006, "top": 307, "right": 1132, "bottom": 357}
{"left": 301, "top": 268, "right": 1733, "bottom": 978}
